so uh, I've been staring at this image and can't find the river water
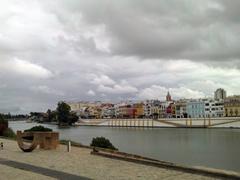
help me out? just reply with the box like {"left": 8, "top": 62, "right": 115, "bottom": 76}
{"left": 9, "top": 121, "right": 240, "bottom": 172}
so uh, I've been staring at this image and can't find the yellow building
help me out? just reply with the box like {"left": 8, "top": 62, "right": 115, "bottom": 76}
{"left": 133, "top": 103, "right": 144, "bottom": 118}
{"left": 224, "top": 96, "right": 240, "bottom": 117}
{"left": 67, "top": 102, "right": 102, "bottom": 119}
{"left": 150, "top": 104, "right": 167, "bottom": 119}
{"left": 86, "top": 106, "right": 102, "bottom": 119}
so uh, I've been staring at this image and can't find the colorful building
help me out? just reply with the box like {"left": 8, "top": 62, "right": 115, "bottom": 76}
{"left": 133, "top": 103, "right": 144, "bottom": 118}
{"left": 186, "top": 100, "right": 205, "bottom": 118}
{"left": 224, "top": 96, "right": 240, "bottom": 117}
{"left": 174, "top": 100, "right": 187, "bottom": 118}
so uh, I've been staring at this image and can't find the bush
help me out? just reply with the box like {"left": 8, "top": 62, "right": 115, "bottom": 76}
{"left": 23, "top": 126, "right": 53, "bottom": 141}
{"left": 3, "top": 128, "right": 16, "bottom": 139}
{"left": 90, "top": 137, "right": 118, "bottom": 150}
{"left": 0, "top": 114, "right": 8, "bottom": 136}
{"left": 24, "top": 125, "right": 52, "bottom": 132}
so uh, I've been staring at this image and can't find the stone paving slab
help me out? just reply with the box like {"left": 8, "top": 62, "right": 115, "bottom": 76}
{"left": 0, "top": 158, "right": 91, "bottom": 180}
{"left": 0, "top": 138, "right": 230, "bottom": 180}
{"left": 0, "top": 164, "right": 57, "bottom": 180}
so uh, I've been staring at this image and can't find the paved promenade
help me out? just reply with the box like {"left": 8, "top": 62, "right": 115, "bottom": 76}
{"left": 0, "top": 138, "right": 237, "bottom": 180}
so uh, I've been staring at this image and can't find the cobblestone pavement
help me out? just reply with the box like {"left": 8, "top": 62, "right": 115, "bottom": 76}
{"left": 0, "top": 138, "right": 233, "bottom": 180}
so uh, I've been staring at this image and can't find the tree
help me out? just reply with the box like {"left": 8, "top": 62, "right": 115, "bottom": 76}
{"left": 68, "top": 112, "right": 79, "bottom": 125}
{"left": 235, "top": 109, "right": 239, "bottom": 117}
{"left": 46, "top": 109, "right": 57, "bottom": 122}
{"left": 56, "top": 101, "right": 78, "bottom": 125}
{"left": 0, "top": 114, "right": 8, "bottom": 136}
{"left": 47, "top": 109, "right": 52, "bottom": 122}
{"left": 230, "top": 109, "right": 233, "bottom": 117}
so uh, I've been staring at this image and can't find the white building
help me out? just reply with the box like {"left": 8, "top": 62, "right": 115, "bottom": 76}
{"left": 144, "top": 100, "right": 154, "bottom": 117}
{"left": 203, "top": 98, "right": 224, "bottom": 118}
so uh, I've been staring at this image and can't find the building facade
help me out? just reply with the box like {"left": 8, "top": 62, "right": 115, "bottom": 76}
{"left": 214, "top": 88, "right": 226, "bottom": 100}
{"left": 186, "top": 100, "right": 205, "bottom": 118}
{"left": 202, "top": 99, "right": 224, "bottom": 117}
{"left": 224, "top": 96, "right": 240, "bottom": 117}
{"left": 174, "top": 100, "right": 187, "bottom": 118}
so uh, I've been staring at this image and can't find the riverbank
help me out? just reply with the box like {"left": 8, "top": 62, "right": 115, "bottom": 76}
{"left": 76, "top": 117, "right": 240, "bottom": 128}
{"left": 0, "top": 138, "right": 239, "bottom": 180}
{"left": 9, "top": 121, "right": 240, "bottom": 172}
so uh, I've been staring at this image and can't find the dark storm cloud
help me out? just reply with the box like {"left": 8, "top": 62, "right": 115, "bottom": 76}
{"left": 0, "top": 0, "right": 240, "bottom": 113}
{"left": 59, "top": 0, "right": 240, "bottom": 61}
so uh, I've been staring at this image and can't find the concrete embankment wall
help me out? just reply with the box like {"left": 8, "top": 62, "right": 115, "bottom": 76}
{"left": 59, "top": 140, "right": 240, "bottom": 179}
{"left": 79, "top": 117, "right": 240, "bottom": 128}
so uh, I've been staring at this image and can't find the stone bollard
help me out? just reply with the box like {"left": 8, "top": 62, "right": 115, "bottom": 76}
{"left": 67, "top": 141, "right": 71, "bottom": 152}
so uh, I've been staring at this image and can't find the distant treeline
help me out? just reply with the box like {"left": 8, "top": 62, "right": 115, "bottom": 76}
{"left": 0, "top": 113, "right": 28, "bottom": 120}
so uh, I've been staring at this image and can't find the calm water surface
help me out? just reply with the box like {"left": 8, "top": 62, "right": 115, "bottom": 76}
{"left": 9, "top": 121, "right": 240, "bottom": 172}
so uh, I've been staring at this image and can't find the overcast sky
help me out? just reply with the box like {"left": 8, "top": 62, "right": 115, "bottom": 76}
{"left": 0, "top": 0, "right": 240, "bottom": 114}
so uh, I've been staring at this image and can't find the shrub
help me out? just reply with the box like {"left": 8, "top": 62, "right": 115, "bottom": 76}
{"left": 23, "top": 126, "right": 53, "bottom": 141}
{"left": 3, "top": 128, "right": 16, "bottom": 139}
{"left": 0, "top": 114, "right": 8, "bottom": 136}
{"left": 90, "top": 137, "right": 118, "bottom": 150}
{"left": 24, "top": 125, "right": 52, "bottom": 132}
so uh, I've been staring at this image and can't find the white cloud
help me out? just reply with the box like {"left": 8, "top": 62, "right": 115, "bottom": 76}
{"left": 87, "top": 89, "right": 96, "bottom": 96}
{"left": 97, "top": 81, "right": 138, "bottom": 94}
{"left": 30, "top": 85, "right": 64, "bottom": 96}
{"left": 0, "top": 0, "right": 240, "bottom": 113}
{"left": 0, "top": 58, "right": 53, "bottom": 78}
{"left": 137, "top": 85, "right": 205, "bottom": 100}
{"left": 89, "top": 74, "right": 116, "bottom": 86}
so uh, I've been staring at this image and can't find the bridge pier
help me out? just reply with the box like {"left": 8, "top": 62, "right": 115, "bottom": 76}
{"left": 208, "top": 118, "right": 211, "bottom": 126}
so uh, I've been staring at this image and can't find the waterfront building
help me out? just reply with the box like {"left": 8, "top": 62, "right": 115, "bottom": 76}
{"left": 133, "top": 103, "right": 144, "bottom": 118}
{"left": 224, "top": 96, "right": 240, "bottom": 117}
{"left": 101, "top": 103, "right": 115, "bottom": 118}
{"left": 117, "top": 105, "right": 136, "bottom": 118}
{"left": 160, "top": 101, "right": 173, "bottom": 118}
{"left": 186, "top": 98, "right": 224, "bottom": 118}
{"left": 114, "top": 102, "right": 126, "bottom": 118}
{"left": 68, "top": 101, "right": 102, "bottom": 119}
{"left": 84, "top": 106, "right": 101, "bottom": 119}
{"left": 68, "top": 102, "right": 81, "bottom": 111}
{"left": 151, "top": 105, "right": 161, "bottom": 119}
{"left": 144, "top": 100, "right": 153, "bottom": 118}
{"left": 144, "top": 100, "right": 162, "bottom": 118}
{"left": 174, "top": 100, "right": 187, "bottom": 118}
{"left": 165, "top": 103, "right": 173, "bottom": 118}
{"left": 186, "top": 100, "right": 205, "bottom": 118}
{"left": 214, "top": 88, "right": 226, "bottom": 100}
{"left": 203, "top": 98, "right": 224, "bottom": 118}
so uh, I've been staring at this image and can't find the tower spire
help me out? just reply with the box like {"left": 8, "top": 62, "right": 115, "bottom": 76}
{"left": 166, "top": 91, "right": 172, "bottom": 101}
